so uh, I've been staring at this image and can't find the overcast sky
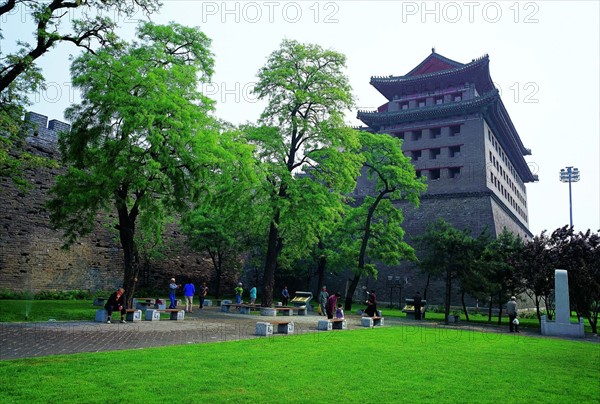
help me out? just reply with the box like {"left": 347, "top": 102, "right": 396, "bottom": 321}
{"left": 3, "top": 0, "right": 599, "bottom": 235}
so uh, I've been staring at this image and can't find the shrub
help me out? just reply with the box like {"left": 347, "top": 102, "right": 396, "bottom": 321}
{"left": 0, "top": 289, "right": 92, "bottom": 300}
{"left": 0, "top": 289, "right": 35, "bottom": 300}
{"left": 34, "top": 290, "right": 93, "bottom": 300}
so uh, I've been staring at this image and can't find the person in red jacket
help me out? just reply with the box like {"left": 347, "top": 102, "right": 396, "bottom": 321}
{"left": 325, "top": 292, "right": 341, "bottom": 319}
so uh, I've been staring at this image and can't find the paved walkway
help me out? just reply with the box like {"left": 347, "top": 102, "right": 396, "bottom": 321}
{"left": 1, "top": 308, "right": 597, "bottom": 360}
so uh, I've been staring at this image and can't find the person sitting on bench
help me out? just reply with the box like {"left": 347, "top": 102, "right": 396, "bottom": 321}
{"left": 335, "top": 303, "right": 345, "bottom": 319}
{"left": 364, "top": 289, "right": 377, "bottom": 317}
{"left": 105, "top": 287, "right": 127, "bottom": 324}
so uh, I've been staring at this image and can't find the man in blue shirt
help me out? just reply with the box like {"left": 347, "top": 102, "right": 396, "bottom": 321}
{"left": 281, "top": 286, "right": 290, "bottom": 306}
{"left": 183, "top": 279, "right": 195, "bottom": 313}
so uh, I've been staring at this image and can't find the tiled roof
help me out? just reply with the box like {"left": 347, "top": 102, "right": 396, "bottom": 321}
{"left": 370, "top": 55, "right": 491, "bottom": 100}
{"left": 357, "top": 90, "right": 499, "bottom": 128}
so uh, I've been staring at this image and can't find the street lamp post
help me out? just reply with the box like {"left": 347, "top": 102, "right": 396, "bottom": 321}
{"left": 386, "top": 275, "right": 408, "bottom": 309}
{"left": 559, "top": 166, "right": 580, "bottom": 227}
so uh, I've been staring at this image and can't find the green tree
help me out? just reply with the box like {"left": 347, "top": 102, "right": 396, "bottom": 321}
{"left": 512, "top": 231, "right": 555, "bottom": 322}
{"left": 0, "top": 0, "right": 160, "bottom": 93}
{"left": 417, "top": 219, "right": 480, "bottom": 324}
{"left": 455, "top": 231, "right": 491, "bottom": 321}
{"left": 481, "top": 229, "right": 524, "bottom": 324}
{"left": 335, "top": 131, "right": 426, "bottom": 310}
{"left": 47, "top": 22, "right": 225, "bottom": 305}
{"left": 249, "top": 40, "right": 364, "bottom": 306}
{"left": 181, "top": 128, "right": 260, "bottom": 299}
{"left": 549, "top": 226, "right": 600, "bottom": 334}
{"left": 1, "top": 0, "right": 160, "bottom": 187}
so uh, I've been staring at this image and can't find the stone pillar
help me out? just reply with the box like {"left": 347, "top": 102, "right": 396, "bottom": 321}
{"left": 540, "top": 269, "right": 584, "bottom": 337}
{"left": 554, "top": 269, "right": 571, "bottom": 323}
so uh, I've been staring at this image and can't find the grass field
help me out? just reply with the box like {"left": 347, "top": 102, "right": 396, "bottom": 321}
{"left": 0, "top": 326, "right": 598, "bottom": 403}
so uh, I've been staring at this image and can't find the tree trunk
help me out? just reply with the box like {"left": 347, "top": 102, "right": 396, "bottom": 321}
{"left": 262, "top": 213, "right": 280, "bottom": 307}
{"left": 544, "top": 294, "right": 554, "bottom": 320}
{"left": 461, "top": 291, "right": 470, "bottom": 322}
{"left": 345, "top": 191, "right": 386, "bottom": 312}
{"left": 444, "top": 268, "right": 451, "bottom": 325}
{"left": 423, "top": 273, "right": 431, "bottom": 301}
{"left": 487, "top": 296, "right": 493, "bottom": 322}
{"left": 116, "top": 190, "right": 140, "bottom": 308}
{"left": 497, "top": 292, "right": 504, "bottom": 325}
{"left": 344, "top": 273, "right": 361, "bottom": 311}
{"left": 207, "top": 249, "right": 222, "bottom": 299}
{"left": 118, "top": 221, "right": 139, "bottom": 308}
{"left": 535, "top": 294, "right": 542, "bottom": 323}
{"left": 315, "top": 240, "right": 326, "bottom": 297}
{"left": 216, "top": 253, "right": 223, "bottom": 300}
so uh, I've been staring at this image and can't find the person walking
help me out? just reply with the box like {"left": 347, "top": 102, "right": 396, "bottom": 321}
{"left": 183, "top": 279, "right": 195, "bottom": 313}
{"left": 507, "top": 296, "right": 519, "bottom": 333}
{"left": 199, "top": 282, "right": 208, "bottom": 309}
{"left": 318, "top": 286, "right": 329, "bottom": 316}
{"left": 413, "top": 291, "right": 422, "bottom": 320}
{"left": 168, "top": 278, "right": 179, "bottom": 309}
{"left": 104, "top": 287, "right": 127, "bottom": 324}
{"left": 234, "top": 283, "right": 243, "bottom": 305}
{"left": 281, "top": 286, "right": 290, "bottom": 306}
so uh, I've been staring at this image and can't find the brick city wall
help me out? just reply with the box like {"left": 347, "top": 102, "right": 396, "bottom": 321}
{"left": 0, "top": 114, "right": 220, "bottom": 294}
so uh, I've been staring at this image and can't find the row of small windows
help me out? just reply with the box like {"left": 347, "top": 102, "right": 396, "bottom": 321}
{"left": 394, "top": 125, "right": 461, "bottom": 141}
{"left": 408, "top": 145, "right": 462, "bottom": 161}
{"left": 416, "top": 167, "right": 461, "bottom": 180}
{"left": 488, "top": 130, "right": 525, "bottom": 192}
{"left": 489, "top": 151, "right": 526, "bottom": 206}
{"left": 490, "top": 171, "right": 528, "bottom": 221}
{"left": 398, "top": 92, "right": 464, "bottom": 110}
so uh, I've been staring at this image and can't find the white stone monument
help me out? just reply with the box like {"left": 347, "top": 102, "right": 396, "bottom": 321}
{"left": 540, "top": 269, "right": 585, "bottom": 338}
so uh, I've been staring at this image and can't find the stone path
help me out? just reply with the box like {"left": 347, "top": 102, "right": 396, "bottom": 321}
{"left": 0, "top": 308, "right": 597, "bottom": 360}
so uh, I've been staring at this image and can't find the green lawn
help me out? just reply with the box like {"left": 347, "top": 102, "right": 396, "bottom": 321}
{"left": 0, "top": 327, "right": 598, "bottom": 403}
{"left": 0, "top": 300, "right": 96, "bottom": 322}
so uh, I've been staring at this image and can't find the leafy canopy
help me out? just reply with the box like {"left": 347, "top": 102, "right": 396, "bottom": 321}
{"left": 1, "top": 0, "right": 161, "bottom": 188}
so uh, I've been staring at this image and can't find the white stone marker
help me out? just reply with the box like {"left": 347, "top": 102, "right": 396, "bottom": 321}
{"left": 540, "top": 269, "right": 585, "bottom": 338}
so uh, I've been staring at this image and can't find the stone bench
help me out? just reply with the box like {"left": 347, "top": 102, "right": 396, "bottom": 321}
{"left": 93, "top": 297, "right": 107, "bottom": 307}
{"left": 125, "top": 309, "right": 142, "bottom": 322}
{"left": 133, "top": 298, "right": 155, "bottom": 311}
{"left": 158, "top": 309, "right": 185, "bottom": 320}
{"left": 156, "top": 298, "right": 181, "bottom": 309}
{"left": 256, "top": 321, "right": 294, "bottom": 336}
{"left": 95, "top": 309, "right": 141, "bottom": 322}
{"left": 221, "top": 303, "right": 260, "bottom": 314}
{"left": 361, "top": 316, "right": 384, "bottom": 327}
{"left": 260, "top": 307, "right": 298, "bottom": 316}
{"left": 145, "top": 309, "right": 161, "bottom": 321}
{"left": 288, "top": 306, "right": 307, "bottom": 316}
{"left": 318, "top": 318, "right": 347, "bottom": 331}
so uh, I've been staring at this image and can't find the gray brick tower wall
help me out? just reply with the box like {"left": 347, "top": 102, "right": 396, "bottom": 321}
{"left": 353, "top": 52, "right": 536, "bottom": 306}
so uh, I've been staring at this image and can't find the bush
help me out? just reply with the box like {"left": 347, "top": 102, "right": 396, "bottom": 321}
{"left": 0, "top": 289, "right": 93, "bottom": 300}
{"left": 0, "top": 289, "right": 35, "bottom": 300}
{"left": 34, "top": 290, "right": 93, "bottom": 300}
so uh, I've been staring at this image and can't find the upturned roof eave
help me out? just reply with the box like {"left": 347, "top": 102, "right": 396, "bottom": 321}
{"left": 370, "top": 55, "right": 491, "bottom": 100}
